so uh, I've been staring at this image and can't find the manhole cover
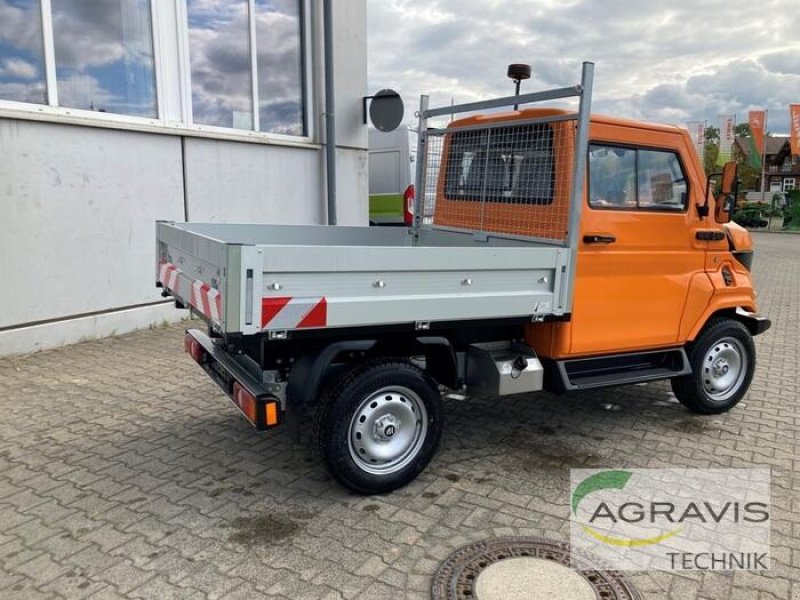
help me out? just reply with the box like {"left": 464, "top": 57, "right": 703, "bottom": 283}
{"left": 431, "top": 537, "right": 641, "bottom": 600}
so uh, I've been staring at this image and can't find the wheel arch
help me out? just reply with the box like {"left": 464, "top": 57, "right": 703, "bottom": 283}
{"left": 686, "top": 301, "right": 760, "bottom": 342}
{"left": 286, "top": 336, "right": 457, "bottom": 412}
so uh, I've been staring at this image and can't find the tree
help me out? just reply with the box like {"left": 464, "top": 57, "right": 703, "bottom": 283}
{"left": 704, "top": 143, "right": 720, "bottom": 176}
{"left": 704, "top": 126, "right": 720, "bottom": 145}
{"left": 701, "top": 123, "right": 756, "bottom": 180}
{"left": 730, "top": 123, "right": 758, "bottom": 190}
{"left": 702, "top": 124, "right": 752, "bottom": 177}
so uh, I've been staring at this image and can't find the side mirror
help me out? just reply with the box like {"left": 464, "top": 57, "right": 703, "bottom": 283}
{"left": 721, "top": 161, "right": 737, "bottom": 195}
{"left": 715, "top": 162, "right": 738, "bottom": 224}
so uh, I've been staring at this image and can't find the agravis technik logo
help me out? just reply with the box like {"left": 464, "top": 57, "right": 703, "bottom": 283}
{"left": 570, "top": 469, "right": 771, "bottom": 571}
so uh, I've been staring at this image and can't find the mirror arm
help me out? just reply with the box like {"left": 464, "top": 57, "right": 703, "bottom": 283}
{"left": 699, "top": 172, "right": 721, "bottom": 219}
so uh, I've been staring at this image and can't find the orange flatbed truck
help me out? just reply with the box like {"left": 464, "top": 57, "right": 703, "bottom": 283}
{"left": 157, "top": 63, "right": 770, "bottom": 494}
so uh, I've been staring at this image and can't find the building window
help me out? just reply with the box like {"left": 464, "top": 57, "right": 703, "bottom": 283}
{"left": 0, "top": 0, "right": 47, "bottom": 105}
{"left": 255, "top": 0, "right": 304, "bottom": 136}
{"left": 589, "top": 144, "right": 687, "bottom": 211}
{"left": 187, "top": 0, "right": 252, "bottom": 130}
{"left": 187, "top": 0, "right": 305, "bottom": 136}
{"left": 0, "top": 0, "right": 308, "bottom": 138}
{"left": 784, "top": 178, "right": 796, "bottom": 192}
{"left": 51, "top": 0, "right": 157, "bottom": 117}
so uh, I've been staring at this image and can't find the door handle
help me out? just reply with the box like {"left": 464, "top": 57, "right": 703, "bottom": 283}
{"left": 695, "top": 230, "right": 726, "bottom": 241}
{"left": 583, "top": 234, "right": 616, "bottom": 244}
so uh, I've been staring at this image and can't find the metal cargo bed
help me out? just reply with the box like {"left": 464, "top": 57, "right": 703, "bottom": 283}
{"left": 156, "top": 63, "right": 595, "bottom": 339}
{"left": 156, "top": 221, "right": 572, "bottom": 337}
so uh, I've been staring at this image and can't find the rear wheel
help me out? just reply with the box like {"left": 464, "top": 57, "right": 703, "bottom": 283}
{"left": 671, "top": 317, "right": 756, "bottom": 415}
{"left": 313, "top": 359, "right": 444, "bottom": 494}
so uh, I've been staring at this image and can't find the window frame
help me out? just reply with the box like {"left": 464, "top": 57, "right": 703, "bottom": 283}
{"left": 0, "top": 0, "right": 314, "bottom": 147}
{"left": 783, "top": 178, "right": 796, "bottom": 192}
{"left": 587, "top": 142, "right": 690, "bottom": 213}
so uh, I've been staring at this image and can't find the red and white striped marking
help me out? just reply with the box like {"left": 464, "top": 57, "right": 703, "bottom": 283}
{"left": 191, "top": 280, "right": 222, "bottom": 323}
{"left": 159, "top": 261, "right": 222, "bottom": 325}
{"left": 159, "top": 262, "right": 181, "bottom": 295}
{"left": 262, "top": 297, "right": 327, "bottom": 330}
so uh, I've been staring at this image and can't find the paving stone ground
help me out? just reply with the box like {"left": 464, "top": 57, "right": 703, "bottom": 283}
{"left": 0, "top": 232, "right": 798, "bottom": 600}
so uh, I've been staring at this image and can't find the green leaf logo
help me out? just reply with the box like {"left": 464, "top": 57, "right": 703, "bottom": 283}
{"left": 572, "top": 470, "right": 632, "bottom": 515}
{"left": 572, "top": 470, "right": 682, "bottom": 547}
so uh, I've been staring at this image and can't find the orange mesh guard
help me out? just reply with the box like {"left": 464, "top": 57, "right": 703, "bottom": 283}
{"left": 426, "top": 108, "right": 576, "bottom": 242}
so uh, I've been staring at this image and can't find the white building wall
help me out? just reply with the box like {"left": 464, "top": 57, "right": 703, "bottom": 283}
{"left": 183, "top": 139, "right": 324, "bottom": 224}
{"left": 0, "top": 120, "right": 185, "bottom": 329}
{"left": 0, "top": 2, "right": 367, "bottom": 356}
{"left": 332, "top": 0, "right": 369, "bottom": 226}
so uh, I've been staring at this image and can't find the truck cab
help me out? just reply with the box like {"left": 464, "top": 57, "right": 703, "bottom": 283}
{"left": 434, "top": 107, "right": 768, "bottom": 411}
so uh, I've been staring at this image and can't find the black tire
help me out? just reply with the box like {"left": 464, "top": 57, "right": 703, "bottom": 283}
{"left": 312, "top": 359, "right": 443, "bottom": 494}
{"left": 671, "top": 317, "right": 756, "bottom": 415}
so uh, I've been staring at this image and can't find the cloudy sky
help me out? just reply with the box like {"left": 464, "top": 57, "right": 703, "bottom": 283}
{"left": 367, "top": 0, "right": 800, "bottom": 134}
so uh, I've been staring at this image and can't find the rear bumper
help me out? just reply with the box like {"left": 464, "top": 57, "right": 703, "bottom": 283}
{"left": 735, "top": 307, "right": 772, "bottom": 336}
{"left": 186, "top": 329, "right": 282, "bottom": 430}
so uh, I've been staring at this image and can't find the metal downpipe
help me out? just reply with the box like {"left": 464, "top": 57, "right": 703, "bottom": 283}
{"left": 323, "top": 0, "right": 337, "bottom": 225}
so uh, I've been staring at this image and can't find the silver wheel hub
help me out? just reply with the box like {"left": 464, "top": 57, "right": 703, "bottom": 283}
{"left": 374, "top": 415, "right": 400, "bottom": 441}
{"left": 348, "top": 386, "right": 428, "bottom": 476}
{"left": 712, "top": 359, "right": 730, "bottom": 377}
{"left": 702, "top": 337, "right": 747, "bottom": 402}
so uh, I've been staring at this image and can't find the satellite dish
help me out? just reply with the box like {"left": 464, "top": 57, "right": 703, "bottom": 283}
{"left": 368, "top": 89, "right": 404, "bottom": 132}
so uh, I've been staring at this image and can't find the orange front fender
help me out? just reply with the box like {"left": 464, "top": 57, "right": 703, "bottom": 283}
{"left": 684, "top": 260, "right": 758, "bottom": 341}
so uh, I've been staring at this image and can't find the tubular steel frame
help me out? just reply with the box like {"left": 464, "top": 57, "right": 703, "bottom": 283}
{"left": 413, "top": 62, "right": 594, "bottom": 252}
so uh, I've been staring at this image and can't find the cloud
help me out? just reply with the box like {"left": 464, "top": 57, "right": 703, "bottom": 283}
{"left": 0, "top": 80, "right": 45, "bottom": 104}
{"left": 0, "top": 57, "right": 38, "bottom": 80}
{"left": 56, "top": 74, "right": 116, "bottom": 110}
{"left": 0, "top": 0, "right": 45, "bottom": 55}
{"left": 759, "top": 50, "right": 800, "bottom": 76}
{"left": 0, "top": 1, "right": 46, "bottom": 103}
{"left": 368, "top": 0, "right": 800, "bottom": 133}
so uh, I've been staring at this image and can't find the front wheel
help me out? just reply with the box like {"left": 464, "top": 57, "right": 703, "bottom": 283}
{"left": 671, "top": 317, "right": 756, "bottom": 415}
{"left": 313, "top": 359, "right": 444, "bottom": 494}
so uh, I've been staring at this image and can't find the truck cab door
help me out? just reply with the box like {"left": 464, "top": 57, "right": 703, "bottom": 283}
{"left": 569, "top": 139, "right": 706, "bottom": 355}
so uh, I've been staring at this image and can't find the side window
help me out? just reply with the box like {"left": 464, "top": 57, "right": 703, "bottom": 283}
{"left": 588, "top": 146, "right": 636, "bottom": 208}
{"left": 638, "top": 150, "right": 687, "bottom": 209}
{"left": 589, "top": 145, "right": 688, "bottom": 211}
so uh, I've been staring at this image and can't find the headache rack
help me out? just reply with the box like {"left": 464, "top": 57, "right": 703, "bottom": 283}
{"left": 412, "top": 62, "right": 594, "bottom": 252}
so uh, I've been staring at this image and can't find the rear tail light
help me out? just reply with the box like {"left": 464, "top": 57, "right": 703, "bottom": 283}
{"left": 233, "top": 383, "right": 258, "bottom": 423}
{"left": 232, "top": 383, "right": 280, "bottom": 428}
{"left": 403, "top": 184, "right": 415, "bottom": 226}
{"left": 184, "top": 333, "right": 206, "bottom": 364}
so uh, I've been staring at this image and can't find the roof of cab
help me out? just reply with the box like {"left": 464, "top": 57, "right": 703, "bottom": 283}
{"left": 447, "top": 107, "right": 686, "bottom": 136}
